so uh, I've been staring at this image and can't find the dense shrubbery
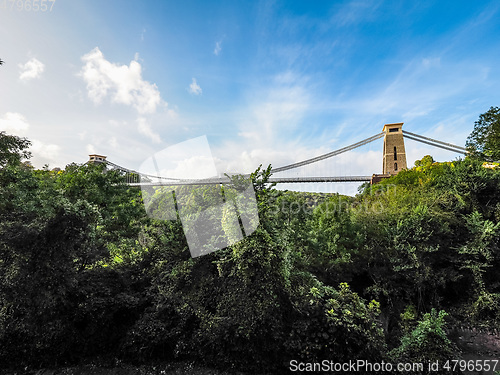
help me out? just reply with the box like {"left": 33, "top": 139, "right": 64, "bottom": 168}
{"left": 390, "top": 309, "right": 458, "bottom": 373}
{"left": 1, "top": 127, "right": 499, "bottom": 373}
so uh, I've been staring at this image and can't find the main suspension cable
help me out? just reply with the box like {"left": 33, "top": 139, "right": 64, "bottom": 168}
{"left": 403, "top": 130, "right": 467, "bottom": 152}
{"left": 272, "top": 132, "right": 385, "bottom": 173}
{"left": 403, "top": 134, "right": 467, "bottom": 154}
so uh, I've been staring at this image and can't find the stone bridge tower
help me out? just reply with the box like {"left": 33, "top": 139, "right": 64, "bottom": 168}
{"left": 382, "top": 122, "right": 407, "bottom": 175}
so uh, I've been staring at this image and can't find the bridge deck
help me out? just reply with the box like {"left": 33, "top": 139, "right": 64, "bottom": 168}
{"left": 127, "top": 176, "right": 372, "bottom": 186}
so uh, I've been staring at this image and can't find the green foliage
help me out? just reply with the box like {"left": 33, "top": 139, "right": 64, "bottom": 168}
{"left": 381, "top": 157, "right": 453, "bottom": 188}
{"left": 307, "top": 195, "right": 364, "bottom": 285}
{"left": 0, "top": 142, "right": 147, "bottom": 367}
{"left": 363, "top": 203, "right": 452, "bottom": 312}
{"left": 466, "top": 106, "right": 500, "bottom": 161}
{"left": 458, "top": 211, "right": 499, "bottom": 289}
{"left": 435, "top": 157, "right": 500, "bottom": 217}
{"left": 0, "top": 131, "right": 31, "bottom": 168}
{"left": 285, "top": 281, "right": 385, "bottom": 369}
{"left": 324, "top": 283, "right": 385, "bottom": 359}
{"left": 390, "top": 309, "right": 457, "bottom": 372}
{"left": 468, "top": 290, "right": 500, "bottom": 327}
{"left": 250, "top": 163, "right": 276, "bottom": 194}
{"left": 122, "top": 223, "right": 289, "bottom": 369}
{"left": 0, "top": 162, "right": 103, "bottom": 365}
{"left": 55, "top": 162, "right": 147, "bottom": 259}
{"left": 400, "top": 304, "right": 418, "bottom": 332}
{"left": 414, "top": 155, "right": 435, "bottom": 168}
{"left": 457, "top": 211, "right": 500, "bottom": 326}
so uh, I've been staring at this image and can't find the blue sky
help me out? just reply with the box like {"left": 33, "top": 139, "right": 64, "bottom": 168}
{"left": 1, "top": 0, "right": 500, "bottom": 193}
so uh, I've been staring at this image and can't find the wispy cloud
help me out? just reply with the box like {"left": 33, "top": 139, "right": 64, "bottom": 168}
{"left": 212, "top": 72, "right": 315, "bottom": 173}
{"left": 328, "top": 0, "right": 381, "bottom": 28}
{"left": 137, "top": 117, "right": 161, "bottom": 143}
{"left": 237, "top": 83, "right": 309, "bottom": 143}
{"left": 322, "top": 54, "right": 490, "bottom": 129}
{"left": 214, "top": 41, "right": 222, "bottom": 56}
{"left": 421, "top": 57, "right": 441, "bottom": 69}
{"left": 18, "top": 58, "right": 45, "bottom": 81}
{"left": 79, "top": 47, "right": 163, "bottom": 114}
{"left": 189, "top": 78, "right": 202, "bottom": 95}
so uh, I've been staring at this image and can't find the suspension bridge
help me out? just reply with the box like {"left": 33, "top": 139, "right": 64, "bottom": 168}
{"left": 88, "top": 123, "right": 467, "bottom": 187}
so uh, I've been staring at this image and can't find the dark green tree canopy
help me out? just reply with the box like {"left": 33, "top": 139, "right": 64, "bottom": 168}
{"left": 466, "top": 106, "right": 500, "bottom": 161}
{"left": 414, "top": 155, "right": 434, "bottom": 168}
{"left": 0, "top": 131, "right": 32, "bottom": 168}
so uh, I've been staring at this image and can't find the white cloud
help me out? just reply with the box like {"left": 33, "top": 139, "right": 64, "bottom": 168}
{"left": 18, "top": 58, "right": 45, "bottom": 81}
{"left": 137, "top": 117, "right": 161, "bottom": 143}
{"left": 0, "top": 112, "right": 30, "bottom": 136}
{"left": 0, "top": 112, "right": 60, "bottom": 165}
{"left": 30, "top": 140, "right": 60, "bottom": 161}
{"left": 189, "top": 78, "right": 202, "bottom": 95}
{"left": 329, "top": 0, "right": 381, "bottom": 28}
{"left": 79, "top": 47, "right": 163, "bottom": 114}
{"left": 236, "top": 79, "right": 309, "bottom": 144}
{"left": 214, "top": 41, "right": 222, "bottom": 56}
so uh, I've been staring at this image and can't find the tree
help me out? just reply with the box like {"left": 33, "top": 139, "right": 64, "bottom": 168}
{"left": 0, "top": 131, "right": 32, "bottom": 168}
{"left": 414, "top": 155, "right": 434, "bottom": 168}
{"left": 0, "top": 137, "right": 143, "bottom": 367}
{"left": 466, "top": 106, "right": 500, "bottom": 161}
